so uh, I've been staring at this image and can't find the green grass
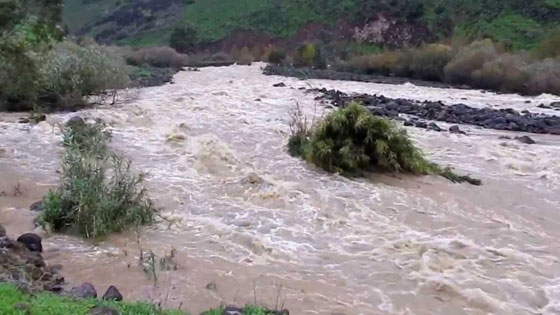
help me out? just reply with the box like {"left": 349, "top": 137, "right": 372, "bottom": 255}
{"left": 63, "top": 0, "right": 120, "bottom": 32}
{"left": 480, "top": 14, "right": 544, "bottom": 50}
{"left": 0, "top": 283, "right": 185, "bottom": 315}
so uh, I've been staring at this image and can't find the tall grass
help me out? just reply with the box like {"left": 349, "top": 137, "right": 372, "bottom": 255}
{"left": 41, "top": 122, "right": 154, "bottom": 238}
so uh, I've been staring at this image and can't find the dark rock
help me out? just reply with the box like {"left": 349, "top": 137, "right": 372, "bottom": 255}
{"left": 254, "top": 98, "right": 261, "bottom": 102}
{"left": 89, "top": 306, "right": 120, "bottom": 315}
{"left": 32, "top": 114, "right": 47, "bottom": 123}
{"left": 17, "top": 233, "right": 42, "bottom": 253}
{"left": 30, "top": 200, "right": 44, "bottom": 212}
{"left": 0, "top": 224, "right": 5, "bottom": 237}
{"left": 71, "top": 282, "right": 97, "bottom": 299}
{"left": 403, "top": 121, "right": 414, "bottom": 126}
{"left": 415, "top": 121, "right": 428, "bottom": 129}
{"left": 515, "top": 136, "right": 536, "bottom": 144}
{"left": 525, "top": 100, "right": 531, "bottom": 103}
{"left": 449, "top": 125, "right": 465, "bottom": 135}
{"left": 102, "top": 285, "right": 123, "bottom": 301}
{"left": 206, "top": 281, "right": 217, "bottom": 291}
{"left": 550, "top": 102, "right": 560, "bottom": 108}
{"left": 18, "top": 118, "right": 30, "bottom": 124}
{"left": 310, "top": 88, "right": 560, "bottom": 134}
{"left": 428, "top": 122, "right": 442, "bottom": 132}
{"left": 66, "top": 116, "right": 84, "bottom": 127}
{"left": 272, "top": 82, "right": 286, "bottom": 87}
{"left": 537, "top": 104, "right": 550, "bottom": 109}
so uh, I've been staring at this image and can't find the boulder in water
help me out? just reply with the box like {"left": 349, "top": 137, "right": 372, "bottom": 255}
{"left": 449, "top": 125, "right": 466, "bottom": 135}
{"left": 428, "top": 122, "right": 442, "bottom": 132}
{"left": 66, "top": 116, "right": 84, "bottom": 127}
{"left": 30, "top": 200, "right": 44, "bottom": 212}
{"left": 17, "top": 233, "right": 42, "bottom": 253}
{"left": 515, "top": 136, "right": 536, "bottom": 144}
{"left": 273, "top": 82, "right": 286, "bottom": 87}
{"left": 102, "top": 285, "right": 123, "bottom": 301}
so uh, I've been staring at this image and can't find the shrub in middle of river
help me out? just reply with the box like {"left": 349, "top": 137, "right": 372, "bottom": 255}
{"left": 289, "top": 102, "right": 481, "bottom": 185}
{"left": 41, "top": 121, "right": 154, "bottom": 238}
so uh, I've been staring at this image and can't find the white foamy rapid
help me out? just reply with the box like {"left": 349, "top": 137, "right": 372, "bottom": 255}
{"left": 1, "top": 63, "right": 560, "bottom": 314}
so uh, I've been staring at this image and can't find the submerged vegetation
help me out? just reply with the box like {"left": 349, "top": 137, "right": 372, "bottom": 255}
{"left": 289, "top": 103, "right": 481, "bottom": 185}
{"left": 40, "top": 121, "right": 155, "bottom": 238}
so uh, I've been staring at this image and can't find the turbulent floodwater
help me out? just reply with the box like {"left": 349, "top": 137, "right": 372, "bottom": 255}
{"left": 1, "top": 63, "right": 560, "bottom": 314}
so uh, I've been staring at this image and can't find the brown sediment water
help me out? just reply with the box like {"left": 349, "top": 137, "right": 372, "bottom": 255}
{"left": 1, "top": 63, "right": 560, "bottom": 314}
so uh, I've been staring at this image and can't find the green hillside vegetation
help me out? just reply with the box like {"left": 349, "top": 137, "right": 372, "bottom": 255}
{"left": 64, "top": 0, "right": 560, "bottom": 50}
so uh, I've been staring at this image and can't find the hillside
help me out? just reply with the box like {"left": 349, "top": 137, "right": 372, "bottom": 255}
{"left": 65, "top": 0, "right": 560, "bottom": 50}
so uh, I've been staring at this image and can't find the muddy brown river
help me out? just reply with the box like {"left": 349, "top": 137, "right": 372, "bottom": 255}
{"left": 1, "top": 63, "right": 560, "bottom": 314}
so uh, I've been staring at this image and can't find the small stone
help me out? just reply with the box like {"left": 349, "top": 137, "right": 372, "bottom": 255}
{"left": 89, "top": 306, "right": 120, "bottom": 315}
{"left": 17, "top": 233, "right": 42, "bottom": 253}
{"left": 272, "top": 82, "right": 286, "bottom": 87}
{"left": 524, "top": 100, "right": 531, "bottom": 104}
{"left": 254, "top": 98, "right": 262, "bottom": 101}
{"left": 18, "top": 118, "right": 30, "bottom": 124}
{"left": 206, "top": 281, "right": 217, "bottom": 291}
{"left": 428, "top": 122, "right": 442, "bottom": 132}
{"left": 415, "top": 121, "right": 428, "bottom": 129}
{"left": 449, "top": 125, "right": 465, "bottom": 135}
{"left": 515, "top": 135, "right": 536, "bottom": 144}
{"left": 0, "top": 224, "right": 5, "bottom": 237}
{"left": 30, "top": 200, "right": 44, "bottom": 212}
{"left": 102, "top": 285, "right": 123, "bottom": 301}
{"left": 71, "top": 282, "right": 97, "bottom": 299}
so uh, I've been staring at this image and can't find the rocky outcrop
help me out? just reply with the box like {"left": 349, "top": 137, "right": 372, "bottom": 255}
{"left": 0, "top": 226, "right": 64, "bottom": 292}
{"left": 311, "top": 88, "right": 560, "bottom": 135}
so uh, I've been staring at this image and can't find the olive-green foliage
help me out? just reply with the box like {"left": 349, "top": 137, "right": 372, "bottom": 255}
{"left": 292, "top": 103, "right": 438, "bottom": 174}
{"left": 444, "top": 39, "right": 501, "bottom": 84}
{"left": 169, "top": 24, "right": 198, "bottom": 53}
{"left": 293, "top": 43, "right": 325, "bottom": 69}
{"left": 267, "top": 50, "right": 286, "bottom": 65}
{"left": 41, "top": 122, "right": 154, "bottom": 238}
{"left": 0, "top": 283, "right": 186, "bottom": 315}
{"left": 0, "top": 0, "right": 130, "bottom": 111}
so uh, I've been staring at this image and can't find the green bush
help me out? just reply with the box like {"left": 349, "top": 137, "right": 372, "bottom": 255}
{"left": 41, "top": 122, "right": 154, "bottom": 238}
{"left": 293, "top": 43, "right": 325, "bottom": 69}
{"left": 122, "top": 46, "right": 190, "bottom": 69}
{"left": 169, "top": 24, "right": 198, "bottom": 53}
{"left": 471, "top": 53, "right": 528, "bottom": 92}
{"left": 289, "top": 103, "right": 481, "bottom": 185}
{"left": 291, "top": 102, "right": 438, "bottom": 174}
{"left": 235, "top": 46, "right": 253, "bottom": 65}
{"left": 267, "top": 49, "right": 286, "bottom": 65}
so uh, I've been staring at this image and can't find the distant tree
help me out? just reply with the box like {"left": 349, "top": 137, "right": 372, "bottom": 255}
{"left": 169, "top": 24, "right": 198, "bottom": 53}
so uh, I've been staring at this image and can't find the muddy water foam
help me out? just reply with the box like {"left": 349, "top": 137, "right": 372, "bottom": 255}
{"left": 1, "top": 63, "right": 560, "bottom": 314}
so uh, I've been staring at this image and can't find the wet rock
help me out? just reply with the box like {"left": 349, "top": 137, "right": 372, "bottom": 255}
{"left": 525, "top": 100, "right": 531, "bottom": 103}
{"left": 273, "top": 82, "right": 286, "bottom": 87}
{"left": 102, "top": 285, "right": 123, "bottom": 301}
{"left": 254, "top": 98, "right": 261, "bottom": 101}
{"left": 310, "top": 88, "right": 560, "bottom": 134}
{"left": 550, "top": 101, "right": 560, "bottom": 108}
{"left": 30, "top": 200, "right": 44, "bottom": 212}
{"left": 206, "top": 281, "right": 217, "bottom": 291}
{"left": 66, "top": 116, "right": 84, "bottom": 127}
{"left": 17, "top": 233, "right": 42, "bottom": 253}
{"left": 403, "top": 121, "right": 414, "bottom": 127}
{"left": 515, "top": 136, "right": 536, "bottom": 144}
{"left": 449, "top": 125, "right": 465, "bottom": 135}
{"left": 537, "top": 104, "right": 550, "bottom": 109}
{"left": 0, "top": 224, "right": 5, "bottom": 237}
{"left": 89, "top": 306, "right": 120, "bottom": 315}
{"left": 32, "top": 114, "right": 47, "bottom": 123}
{"left": 428, "top": 122, "right": 442, "bottom": 132}
{"left": 71, "top": 282, "right": 97, "bottom": 299}
{"left": 415, "top": 121, "right": 427, "bottom": 129}
{"left": 18, "top": 118, "right": 30, "bottom": 124}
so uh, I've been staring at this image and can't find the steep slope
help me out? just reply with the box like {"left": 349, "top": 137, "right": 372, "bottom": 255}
{"left": 64, "top": 0, "right": 560, "bottom": 50}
